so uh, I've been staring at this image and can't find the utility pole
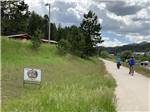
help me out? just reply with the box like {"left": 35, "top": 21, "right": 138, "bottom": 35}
{"left": 45, "top": 3, "right": 51, "bottom": 43}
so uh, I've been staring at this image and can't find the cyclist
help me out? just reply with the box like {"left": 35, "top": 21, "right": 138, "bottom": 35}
{"left": 116, "top": 55, "right": 121, "bottom": 69}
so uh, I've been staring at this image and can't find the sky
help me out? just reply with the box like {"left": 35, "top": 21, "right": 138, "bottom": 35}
{"left": 25, "top": 0, "right": 150, "bottom": 47}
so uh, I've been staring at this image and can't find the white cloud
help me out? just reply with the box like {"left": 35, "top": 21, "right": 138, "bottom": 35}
{"left": 98, "top": 18, "right": 103, "bottom": 24}
{"left": 97, "top": 3, "right": 106, "bottom": 10}
{"left": 51, "top": 7, "right": 60, "bottom": 12}
{"left": 101, "top": 39, "right": 125, "bottom": 47}
{"left": 125, "top": 33, "right": 150, "bottom": 42}
{"left": 25, "top": 0, "right": 48, "bottom": 16}
{"left": 98, "top": 37, "right": 126, "bottom": 47}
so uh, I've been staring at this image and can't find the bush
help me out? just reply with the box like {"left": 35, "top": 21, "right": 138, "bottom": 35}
{"left": 100, "top": 51, "right": 111, "bottom": 58}
{"left": 67, "top": 27, "right": 86, "bottom": 57}
{"left": 57, "top": 26, "right": 87, "bottom": 58}
{"left": 135, "top": 55, "right": 150, "bottom": 61}
{"left": 57, "top": 39, "right": 69, "bottom": 54}
{"left": 31, "top": 29, "right": 42, "bottom": 49}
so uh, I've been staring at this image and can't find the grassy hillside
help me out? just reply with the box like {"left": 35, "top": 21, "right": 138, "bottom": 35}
{"left": 2, "top": 38, "right": 116, "bottom": 112}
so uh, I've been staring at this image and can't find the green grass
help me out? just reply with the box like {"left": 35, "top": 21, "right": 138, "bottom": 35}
{"left": 2, "top": 37, "right": 117, "bottom": 112}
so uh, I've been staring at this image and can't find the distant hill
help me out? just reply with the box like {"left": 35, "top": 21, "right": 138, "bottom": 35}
{"left": 101, "top": 41, "right": 150, "bottom": 54}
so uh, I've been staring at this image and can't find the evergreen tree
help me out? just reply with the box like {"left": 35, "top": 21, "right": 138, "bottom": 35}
{"left": 31, "top": 29, "right": 43, "bottom": 49}
{"left": 80, "top": 10, "right": 104, "bottom": 56}
{"left": 57, "top": 24, "right": 63, "bottom": 41}
{"left": 67, "top": 26, "right": 86, "bottom": 57}
{"left": 27, "top": 11, "right": 43, "bottom": 36}
{"left": 57, "top": 25, "right": 86, "bottom": 57}
{"left": 1, "top": 0, "right": 30, "bottom": 35}
{"left": 51, "top": 23, "right": 57, "bottom": 41}
{"left": 42, "top": 15, "right": 49, "bottom": 39}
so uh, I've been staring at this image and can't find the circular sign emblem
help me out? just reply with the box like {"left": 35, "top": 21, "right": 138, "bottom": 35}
{"left": 27, "top": 69, "right": 38, "bottom": 79}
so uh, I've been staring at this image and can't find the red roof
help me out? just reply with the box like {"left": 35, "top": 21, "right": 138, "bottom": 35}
{"left": 8, "top": 34, "right": 32, "bottom": 40}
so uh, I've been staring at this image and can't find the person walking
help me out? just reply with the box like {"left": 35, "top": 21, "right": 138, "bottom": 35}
{"left": 116, "top": 55, "right": 121, "bottom": 69}
{"left": 128, "top": 56, "right": 136, "bottom": 76}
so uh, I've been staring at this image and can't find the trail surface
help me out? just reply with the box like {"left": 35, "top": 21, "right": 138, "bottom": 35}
{"left": 102, "top": 59, "right": 150, "bottom": 112}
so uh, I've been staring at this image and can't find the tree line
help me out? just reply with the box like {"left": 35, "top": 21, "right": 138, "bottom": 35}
{"left": 1, "top": 0, "right": 104, "bottom": 57}
{"left": 101, "top": 42, "right": 150, "bottom": 54}
{"left": 1, "top": 0, "right": 58, "bottom": 41}
{"left": 100, "top": 43, "right": 150, "bottom": 62}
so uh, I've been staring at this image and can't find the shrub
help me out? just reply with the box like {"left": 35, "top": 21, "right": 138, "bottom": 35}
{"left": 31, "top": 29, "right": 42, "bottom": 49}
{"left": 57, "top": 26, "right": 87, "bottom": 58}
{"left": 57, "top": 39, "right": 69, "bottom": 54}
{"left": 100, "top": 51, "right": 111, "bottom": 58}
{"left": 135, "top": 55, "right": 150, "bottom": 61}
{"left": 67, "top": 26, "right": 86, "bottom": 57}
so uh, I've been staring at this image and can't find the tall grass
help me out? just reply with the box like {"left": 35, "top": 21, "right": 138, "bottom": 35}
{"left": 2, "top": 38, "right": 116, "bottom": 112}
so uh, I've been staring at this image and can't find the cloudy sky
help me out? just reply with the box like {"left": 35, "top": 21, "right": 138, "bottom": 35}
{"left": 25, "top": 0, "right": 150, "bottom": 47}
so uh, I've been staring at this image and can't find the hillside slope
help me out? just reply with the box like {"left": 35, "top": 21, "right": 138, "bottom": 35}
{"left": 2, "top": 38, "right": 116, "bottom": 112}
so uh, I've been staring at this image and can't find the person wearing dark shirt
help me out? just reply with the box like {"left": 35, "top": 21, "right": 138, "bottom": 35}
{"left": 129, "top": 56, "right": 135, "bottom": 76}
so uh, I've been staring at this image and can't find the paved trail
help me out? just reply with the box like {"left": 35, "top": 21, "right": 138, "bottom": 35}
{"left": 101, "top": 59, "right": 150, "bottom": 112}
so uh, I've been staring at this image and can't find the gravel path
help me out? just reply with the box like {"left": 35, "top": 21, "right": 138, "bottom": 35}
{"left": 101, "top": 59, "right": 150, "bottom": 112}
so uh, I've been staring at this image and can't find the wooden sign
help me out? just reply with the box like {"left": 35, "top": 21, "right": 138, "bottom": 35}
{"left": 23, "top": 68, "right": 41, "bottom": 85}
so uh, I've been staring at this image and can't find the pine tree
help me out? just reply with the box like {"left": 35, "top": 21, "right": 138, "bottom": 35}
{"left": 57, "top": 24, "right": 63, "bottom": 41}
{"left": 27, "top": 11, "right": 43, "bottom": 36}
{"left": 31, "top": 29, "right": 42, "bottom": 49}
{"left": 51, "top": 23, "right": 57, "bottom": 41}
{"left": 1, "top": 0, "right": 29, "bottom": 35}
{"left": 80, "top": 10, "right": 104, "bottom": 56}
{"left": 43, "top": 15, "right": 49, "bottom": 39}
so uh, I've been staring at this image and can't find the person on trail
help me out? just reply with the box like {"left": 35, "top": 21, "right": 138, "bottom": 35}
{"left": 128, "top": 56, "right": 136, "bottom": 76}
{"left": 116, "top": 55, "right": 121, "bottom": 69}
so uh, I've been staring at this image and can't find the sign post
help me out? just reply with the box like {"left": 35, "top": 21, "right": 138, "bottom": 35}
{"left": 23, "top": 68, "right": 42, "bottom": 86}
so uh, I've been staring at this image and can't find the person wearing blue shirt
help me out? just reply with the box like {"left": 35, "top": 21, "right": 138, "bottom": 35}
{"left": 129, "top": 56, "right": 135, "bottom": 76}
